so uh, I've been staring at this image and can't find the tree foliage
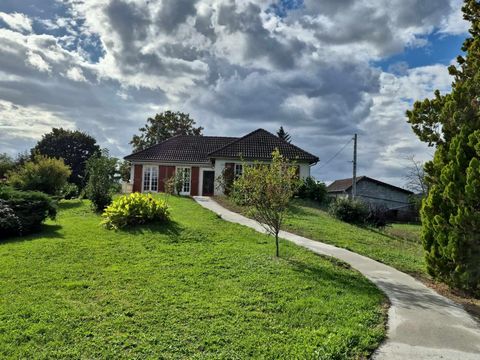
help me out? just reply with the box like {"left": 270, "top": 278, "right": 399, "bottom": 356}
{"left": 406, "top": 0, "right": 480, "bottom": 295}
{"left": 233, "top": 149, "right": 300, "bottom": 257}
{"left": 130, "top": 111, "right": 203, "bottom": 152}
{"left": 403, "top": 155, "right": 428, "bottom": 195}
{"left": 7, "top": 155, "right": 71, "bottom": 195}
{"left": 277, "top": 126, "right": 291, "bottom": 143}
{"left": 85, "top": 150, "right": 118, "bottom": 212}
{"left": 32, "top": 128, "right": 100, "bottom": 188}
{"left": 0, "top": 153, "right": 14, "bottom": 179}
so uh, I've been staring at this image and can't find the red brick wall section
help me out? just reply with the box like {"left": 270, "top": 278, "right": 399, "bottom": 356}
{"left": 159, "top": 166, "right": 176, "bottom": 192}
{"left": 133, "top": 164, "right": 143, "bottom": 192}
{"left": 190, "top": 167, "right": 199, "bottom": 196}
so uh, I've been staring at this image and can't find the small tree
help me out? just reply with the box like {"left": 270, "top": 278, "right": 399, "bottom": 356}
{"left": 233, "top": 149, "right": 300, "bottom": 257}
{"left": 7, "top": 154, "right": 71, "bottom": 195}
{"left": 404, "top": 155, "right": 428, "bottom": 195}
{"left": 85, "top": 150, "right": 118, "bottom": 212}
{"left": 277, "top": 126, "right": 291, "bottom": 143}
{"left": 118, "top": 160, "right": 131, "bottom": 182}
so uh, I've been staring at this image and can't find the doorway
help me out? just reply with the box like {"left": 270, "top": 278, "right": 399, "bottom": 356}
{"left": 202, "top": 170, "right": 215, "bottom": 196}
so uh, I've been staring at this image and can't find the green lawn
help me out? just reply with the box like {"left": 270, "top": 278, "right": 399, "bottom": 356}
{"left": 215, "top": 197, "right": 426, "bottom": 279}
{"left": 0, "top": 196, "right": 386, "bottom": 359}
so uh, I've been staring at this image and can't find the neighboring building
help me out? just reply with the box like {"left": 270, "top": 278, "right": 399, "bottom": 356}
{"left": 327, "top": 176, "right": 415, "bottom": 218}
{"left": 124, "top": 129, "right": 319, "bottom": 196}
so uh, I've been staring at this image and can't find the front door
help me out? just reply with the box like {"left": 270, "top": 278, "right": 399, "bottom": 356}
{"left": 202, "top": 171, "right": 215, "bottom": 196}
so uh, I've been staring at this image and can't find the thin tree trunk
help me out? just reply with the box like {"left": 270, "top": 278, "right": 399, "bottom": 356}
{"left": 275, "top": 233, "right": 279, "bottom": 257}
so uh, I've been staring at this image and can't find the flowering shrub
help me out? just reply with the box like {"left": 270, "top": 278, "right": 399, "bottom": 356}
{"left": 101, "top": 193, "right": 170, "bottom": 230}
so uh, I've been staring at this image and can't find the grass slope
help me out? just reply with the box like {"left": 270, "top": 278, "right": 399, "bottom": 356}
{"left": 215, "top": 197, "right": 426, "bottom": 278}
{"left": 0, "top": 196, "right": 386, "bottom": 359}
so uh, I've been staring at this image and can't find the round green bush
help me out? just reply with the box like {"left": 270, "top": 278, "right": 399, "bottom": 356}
{"left": 328, "top": 197, "right": 367, "bottom": 225}
{"left": 101, "top": 193, "right": 170, "bottom": 230}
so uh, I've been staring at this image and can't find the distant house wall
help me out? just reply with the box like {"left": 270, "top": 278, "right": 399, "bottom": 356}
{"left": 354, "top": 180, "right": 411, "bottom": 210}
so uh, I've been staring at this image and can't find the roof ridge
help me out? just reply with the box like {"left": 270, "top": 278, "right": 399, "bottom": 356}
{"left": 206, "top": 128, "right": 264, "bottom": 157}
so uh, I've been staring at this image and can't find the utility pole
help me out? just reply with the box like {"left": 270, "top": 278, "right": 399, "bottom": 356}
{"left": 352, "top": 133, "right": 357, "bottom": 199}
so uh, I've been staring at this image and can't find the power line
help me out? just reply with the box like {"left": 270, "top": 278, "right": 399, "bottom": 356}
{"left": 317, "top": 137, "right": 353, "bottom": 170}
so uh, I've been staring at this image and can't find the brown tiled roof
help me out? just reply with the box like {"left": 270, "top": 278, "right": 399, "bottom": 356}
{"left": 207, "top": 129, "right": 319, "bottom": 164}
{"left": 124, "top": 128, "right": 319, "bottom": 164}
{"left": 327, "top": 176, "right": 413, "bottom": 194}
{"left": 124, "top": 135, "right": 238, "bottom": 164}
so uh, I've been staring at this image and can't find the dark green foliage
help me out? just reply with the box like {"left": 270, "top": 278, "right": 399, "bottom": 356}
{"left": 85, "top": 151, "right": 118, "bottom": 212}
{"left": 0, "top": 187, "right": 56, "bottom": 237}
{"left": 60, "top": 183, "right": 79, "bottom": 200}
{"left": 130, "top": 111, "right": 203, "bottom": 152}
{"left": 0, "top": 200, "right": 21, "bottom": 237}
{"left": 296, "top": 176, "right": 327, "bottom": 203}
{"left": 328, "top": 198, "right": 367, "bottom": 225}
{"left": 365, "top": 204, "right": 388, "bottom": 228}
{"left": 406, "top": 0, "right": 480, "bottom": 295}
{"left": 7, "top": 155, "right": 71, "bottom": 196}
{"left": 118, "top": 160, "right": 131, "bottom": 182}
{"left": 277, "top": 126, "right": 291, "bottom": 142}
{"left": 32, "top": 128, "right": 100, "bottom": 188}
{"left": 0, "top": 153, "right": 14, "bottom": 179}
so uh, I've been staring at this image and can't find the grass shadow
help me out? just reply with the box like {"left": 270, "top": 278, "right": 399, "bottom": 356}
{"left": 57, "top": 199, "right": 84, "bottom": 210}
{"left": 119, "top": 220, "right": 184, "bottom": 237}
{"left": 0, "top": 224, "right": 64, "bottom": 245}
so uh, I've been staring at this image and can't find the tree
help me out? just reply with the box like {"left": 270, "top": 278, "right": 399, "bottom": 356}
{"left": 130, "top": 111, "right": 203, "bottom": 152}
{"left": 403, "top": 155, "right": 428, "bottom": 195}
{"left": 406, "top": 0, "right": 480, "bottom": 295}
{"left": 32, "top": 128, "right": 100, "bottom": 188}
{"left": 85, "top": 150, "right": 118, "bottom": 212}
{"left": 0, "top": 153, "right": 14, "bottom": 179}
{"left": 233, "top": 149, "right": 300, "bottom": 257}
{"left": 118, "top": 160, "right": 131, "bottom": 182}
{"left": 277, "top": 126, "right": 291, "bottom": 143}
{"left": 7, "top": 154, "right": 71, "bottom": 195}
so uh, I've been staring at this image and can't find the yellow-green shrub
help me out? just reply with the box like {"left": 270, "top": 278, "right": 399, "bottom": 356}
{"left": 101, "top": 193, "right": 169, "bottom": 230}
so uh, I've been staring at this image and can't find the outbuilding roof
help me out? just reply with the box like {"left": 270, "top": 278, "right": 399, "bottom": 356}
{"left": 327, "top": 176, "right": 413, "bottom": 194}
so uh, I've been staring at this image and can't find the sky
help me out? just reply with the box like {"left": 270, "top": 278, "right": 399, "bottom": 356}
{"left": 0, "top": 0, "right": 471, "bottom": 187}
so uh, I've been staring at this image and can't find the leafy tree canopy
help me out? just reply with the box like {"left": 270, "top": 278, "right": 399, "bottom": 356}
{"left": 406, "top": 0, "right": 480, "bottom": 295}
{"left": 130, "top": 111, "right": 203, "bottom": 152}
{"left": 32, "top": 128, "right": 100, "bottom": 188}
{"left": 0, "top": 153, "right": 14, "bottom": 179}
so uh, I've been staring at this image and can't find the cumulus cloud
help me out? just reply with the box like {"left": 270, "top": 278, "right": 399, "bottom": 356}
{"left": 0, "top": 12, "right": 32, "bottom": 33}
{"left": 0, "top": 0, "right": 471, "bottom": 186}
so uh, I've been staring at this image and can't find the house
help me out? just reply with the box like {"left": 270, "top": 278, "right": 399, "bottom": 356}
{"left": 124, "top": 128, "right": 319, "bottom": 196}
{"left": 327, "top": 176, "right": 415, "bottom": 219}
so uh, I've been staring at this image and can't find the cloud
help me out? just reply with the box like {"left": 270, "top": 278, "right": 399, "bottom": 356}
{"left": 0, "top": 12, "right": 32, "bottom": 33}
{"left": 0, "top": 0, "right": 469, "bottom": 187}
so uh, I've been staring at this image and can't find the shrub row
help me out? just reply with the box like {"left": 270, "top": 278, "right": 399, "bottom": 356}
{"left": 0, "top": 186, "right": 56, "bottom": 238}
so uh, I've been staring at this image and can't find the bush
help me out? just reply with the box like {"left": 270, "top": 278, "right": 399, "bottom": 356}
{"left": 101, "top": 193, "right": 170, "bottom": 230}
{"left": 328, "top": 197, "right": 367, "bottom": 225}
{"left": 364, "top": 204, "right": 388, "bottom": 228}
{"left": 60, "top": 183, "right": 79, "bottom": 199}
{"left": 0, "top": 200, "right": 21, "bottom": 237}
{"left": 7, "top": 154, "right": 71, "bottom": 195}
{"left": 85, "top": 150, "right": 117, "bottom": 212}
{"left": 0, "top": 187, "right": 56, "bottom": 237}
{"left": 296, "top": 177, "right": 327, "bottom": 203}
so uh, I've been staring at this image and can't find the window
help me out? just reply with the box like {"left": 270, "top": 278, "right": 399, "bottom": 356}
{"left": 143, "top": 166, "right": 158, "bottom": 192}
{"left": 177, "top": 167, "right": 191, "bottom": 194}
{"left": 234, "top": 164, "right": 243, "bottom": 178}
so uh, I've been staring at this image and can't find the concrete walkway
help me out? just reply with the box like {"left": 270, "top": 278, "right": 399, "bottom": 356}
{"left": 194, "top": 196, "right": 480, "bottom": 360}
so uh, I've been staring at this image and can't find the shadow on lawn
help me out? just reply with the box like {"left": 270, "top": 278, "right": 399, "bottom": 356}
{"left": 120, "top": 220, "right": 184, "bottom": 238}
{"left": 285, "top": 256, "right": 382, "bottom": 298}
{"left": 0, "top": 224, "right": 64, "bottom": 245}
{"left": 57, "top": 199, "right": 84, "bottom": 210}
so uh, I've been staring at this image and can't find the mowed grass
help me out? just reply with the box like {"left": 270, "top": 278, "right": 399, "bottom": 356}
{"left": 0, "top": 196, "right": 387, "bottom": 359}
{"left": 215, "top": 197, "right": 426, "bottom": 278}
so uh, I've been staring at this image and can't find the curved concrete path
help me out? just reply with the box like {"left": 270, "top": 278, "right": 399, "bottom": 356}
{"left": 193, "top": 196, "right": 480, "bottom": 359}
